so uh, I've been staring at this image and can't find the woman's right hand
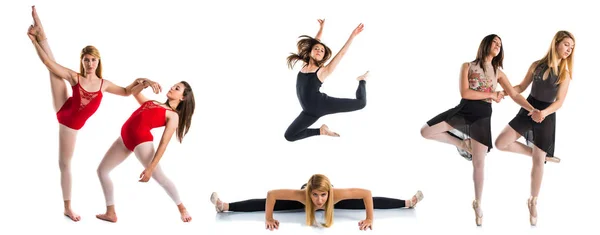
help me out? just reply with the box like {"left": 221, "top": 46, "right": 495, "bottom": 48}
{"left": 351, "top": 23, "right": 364, "bottom": 38}
{"left": 317, "top": 19, "right": 325, "bottom": 28}
{"left": 265, "top": 218, "right": 280, "bottom": 231}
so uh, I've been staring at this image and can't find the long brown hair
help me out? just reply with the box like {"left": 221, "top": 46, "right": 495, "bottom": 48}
{"left": 472, "top": 34, "right": 504, "bottom": 75}
{"left": 286, "top": 35, "right": 332, "bottom": 69}
{"left": 79, "top": 45, "right": 102, "bottom": 78}
{"left": 536, "top": 30, "right": 575, "bottom": 84}
{"left": 304, "top": 174, "right": 335, "bottom": 227}
{"left": 167, "top": 81, "right": 195, "bottom": 143}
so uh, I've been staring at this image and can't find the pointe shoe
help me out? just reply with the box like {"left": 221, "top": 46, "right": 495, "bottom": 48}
{"left": 546, "top": 156, "right": 561, "bottom": 163}
{"left": 528, "top": 196, "right": 538, "bottom": 226}
{"left": 472, "top": 200, "right": 483, "bottom": 226}
{"left": 210, "top": 192, "right": 225, "bottom": 212}
{"left": 408, "top": 190, "right": 424, "bottom": 208}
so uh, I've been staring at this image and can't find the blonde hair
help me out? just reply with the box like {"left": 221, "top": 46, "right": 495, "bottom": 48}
{"left": 79, "top": 45, "right": 102, "bottom": 78}
{"left": 536, "top": 31, "right": 575, "bottom": 84}
{"left": 305, "top": 174, "right": 334, "bottom": 227}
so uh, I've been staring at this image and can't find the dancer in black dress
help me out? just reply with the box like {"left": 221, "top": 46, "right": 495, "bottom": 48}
{"left": 284, "top": 19, "right": 369, "bottom": 142}
{"left": 494, "top": 30, "right": 575, "bottom": 226}
{"left": 420, "top": 34, "right": 536, "bottom": 226}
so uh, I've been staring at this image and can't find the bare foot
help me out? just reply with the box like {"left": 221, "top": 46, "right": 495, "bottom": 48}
{"left": 180, "top": 209, "right": 192, "bottom": 222}
{"left": 357, "top": 71, "right": 369, "bottom": 81}
{"left": 96, "top": 212, "right": 118, "bottom": 223}
{"left": 320, "top": 124, "right": 340, "bottom": 137}
{"left": 64, "top": 209, "right": 81, "bottom": 222}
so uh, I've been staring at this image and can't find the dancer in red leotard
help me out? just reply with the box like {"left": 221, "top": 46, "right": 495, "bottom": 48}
{"left": 96, "top": 81, "right": 196, "bottom": 223}
{"left": 27, "top": 6, "right": 160, "bottom": 221}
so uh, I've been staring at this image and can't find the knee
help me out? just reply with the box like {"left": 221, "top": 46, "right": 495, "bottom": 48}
{"left": 472, "top": 157, "right": 485, "bottom": 170}
{"left": 284, "top": 132, "right": 296, "bottom": 142}
{"left": 357, "top": 99, "right": 366, "bottom": 110}
{"left": 58, "top": 158, "right": 71, "bottom": 171}
{"left": 494, "top": 138, "right": 508, "bottom": 151}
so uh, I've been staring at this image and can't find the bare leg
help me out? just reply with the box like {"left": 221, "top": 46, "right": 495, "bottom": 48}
{"left": 31, "top": 6, "right": 69, "bottom": 111}
{"left": 471, "top": 140, "right": 487, "bottom": 226}
{"left": 528, "top": 145, "right": 546, "bottom": 225}
{"left": 134, "top": 142, "right": 191, "bottom": 222}
{"left": 420, "top": 122, "right": 472, "bottom": 154}
{"left": 495, "top": 125, "right": 559, "bottom": 163}
{"left": 58, "top": 124, "right": 79, "bottom": 221}
{"left": 96, "top": 137, "right": 132, "bottom": 223}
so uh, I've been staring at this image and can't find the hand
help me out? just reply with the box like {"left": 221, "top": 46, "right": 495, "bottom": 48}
{"left": 317, "top": 19, "right": 325, "bottom": 27}
{"left": 139, "top": 79, "right": 162, "bottom": 94}
{"left": 265, "top": 218, "right": 279, "bottom": 231}
{"left": 358, "top": 218, "right": 373, "bottom": 230}
{"left": 27, "top": 25, "right": 37, "bottom": 41}
{"left": 351, "top": 23, "right": 364, "bottom": 38}
{"left": 146, "top": 81, "right": 162, "bottom": 94}
{"left": 139, "top": 168, "right": 153, "bottom": 182}
{"left": 529, "top": 109, "right": 545, "bottom": 123}
{"left": 491, "top": 91, "right": 503, "bottom": 103}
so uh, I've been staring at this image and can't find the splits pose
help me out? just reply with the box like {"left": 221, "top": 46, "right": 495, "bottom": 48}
{"left": 494, "top": 31, "right": 575, "bottom": 225}
{"left": 95, "top": 81, "right": 196, "bottom": 223}
{"left": 284, "top": 19, "right": 369, "bottom": 141}
{"left": 420, "top": 34, "right": 537, "bottom": 226}
{"left": 210, "top": 174, "right": 424, "bottom": 230}
{"left": 27, "top": 6, "right": 157, "bottom": 221}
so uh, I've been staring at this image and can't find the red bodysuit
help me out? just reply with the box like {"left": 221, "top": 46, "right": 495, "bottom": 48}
{"left": 56, "top": 75, "right": 104, "bottom": 130}
{"left": 121, "top": 100, "right": 175, "bottom": 151}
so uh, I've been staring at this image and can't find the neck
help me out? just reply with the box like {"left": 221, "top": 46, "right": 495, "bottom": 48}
{"left": 166, "top": 99, "right": 180, "bottom": 111}
{"left": 483, "top": 55, "right": 493, "bottom": 63}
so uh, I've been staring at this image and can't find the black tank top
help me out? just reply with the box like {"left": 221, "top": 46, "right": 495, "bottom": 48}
{"left": 296, "top": 67, "right": 325, "bottom": 110}
{"left": 531, "top": 63, "right": 559, "bottom": 103}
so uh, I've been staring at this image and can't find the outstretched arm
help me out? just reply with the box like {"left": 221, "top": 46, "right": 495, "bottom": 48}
{"left": 105, "top": 78, "right": 161, "bottom": 97}
{"left": 334, "top": 188, "right": 374, "bottom": 230}
{"left": 315, "top": 19, "right": 325, "bottom": 41}
{"left": 318, "top": 23, "right": 364, "bottom": 82}
{"left": 497, "top": 70, "right": 536, "bottom": 112}
{"left": 139, "top": 112, "right": 178, "bottom": 182}
{"left": 131, "top": 79, "right": 162, "bottom": 105}
{"left": 265, "top": 189, "right": 305, "bottom": 230}
{"left": 459, "top": 63, "right": 500, "bottom": 101}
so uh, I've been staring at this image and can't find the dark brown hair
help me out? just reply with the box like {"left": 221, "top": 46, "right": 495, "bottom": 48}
{"left": 167, "top": 81, "right": 195, "bottom": 143}
{"left": 472, "top": 34, "right": 504, "bottom": 74}
{"left": 286, "top": 35, "right": 332, "bottom": 69}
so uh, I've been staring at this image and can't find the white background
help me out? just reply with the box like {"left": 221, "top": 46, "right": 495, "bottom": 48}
{"left": 1, "top": 0, "right": 598, "bottom": 234}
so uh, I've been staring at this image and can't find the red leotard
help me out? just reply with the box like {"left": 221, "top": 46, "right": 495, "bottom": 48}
{"left": 121, "top": 100, "right": 175, "bottom": 151}
{"left": 56, "top": 74, "right": 104, "bottom": 130}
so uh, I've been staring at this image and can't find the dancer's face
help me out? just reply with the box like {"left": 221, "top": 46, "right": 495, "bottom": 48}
{"left": 311, "top": 44, "right": 325, "bottom": 62}
{"left": 557, "top": 37, "right": 574, "bottom": 59}
{"left": 489, "top": 37, "right": 502, "bottom": 57}
{"left": 81, "top": 54, "right": 99, "bottom": 74}
{"left": 310, "top": 189, "right": 328, "bottom": 209}
{"left": 167, "top": 82, "right": 185, "bottom": 101}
